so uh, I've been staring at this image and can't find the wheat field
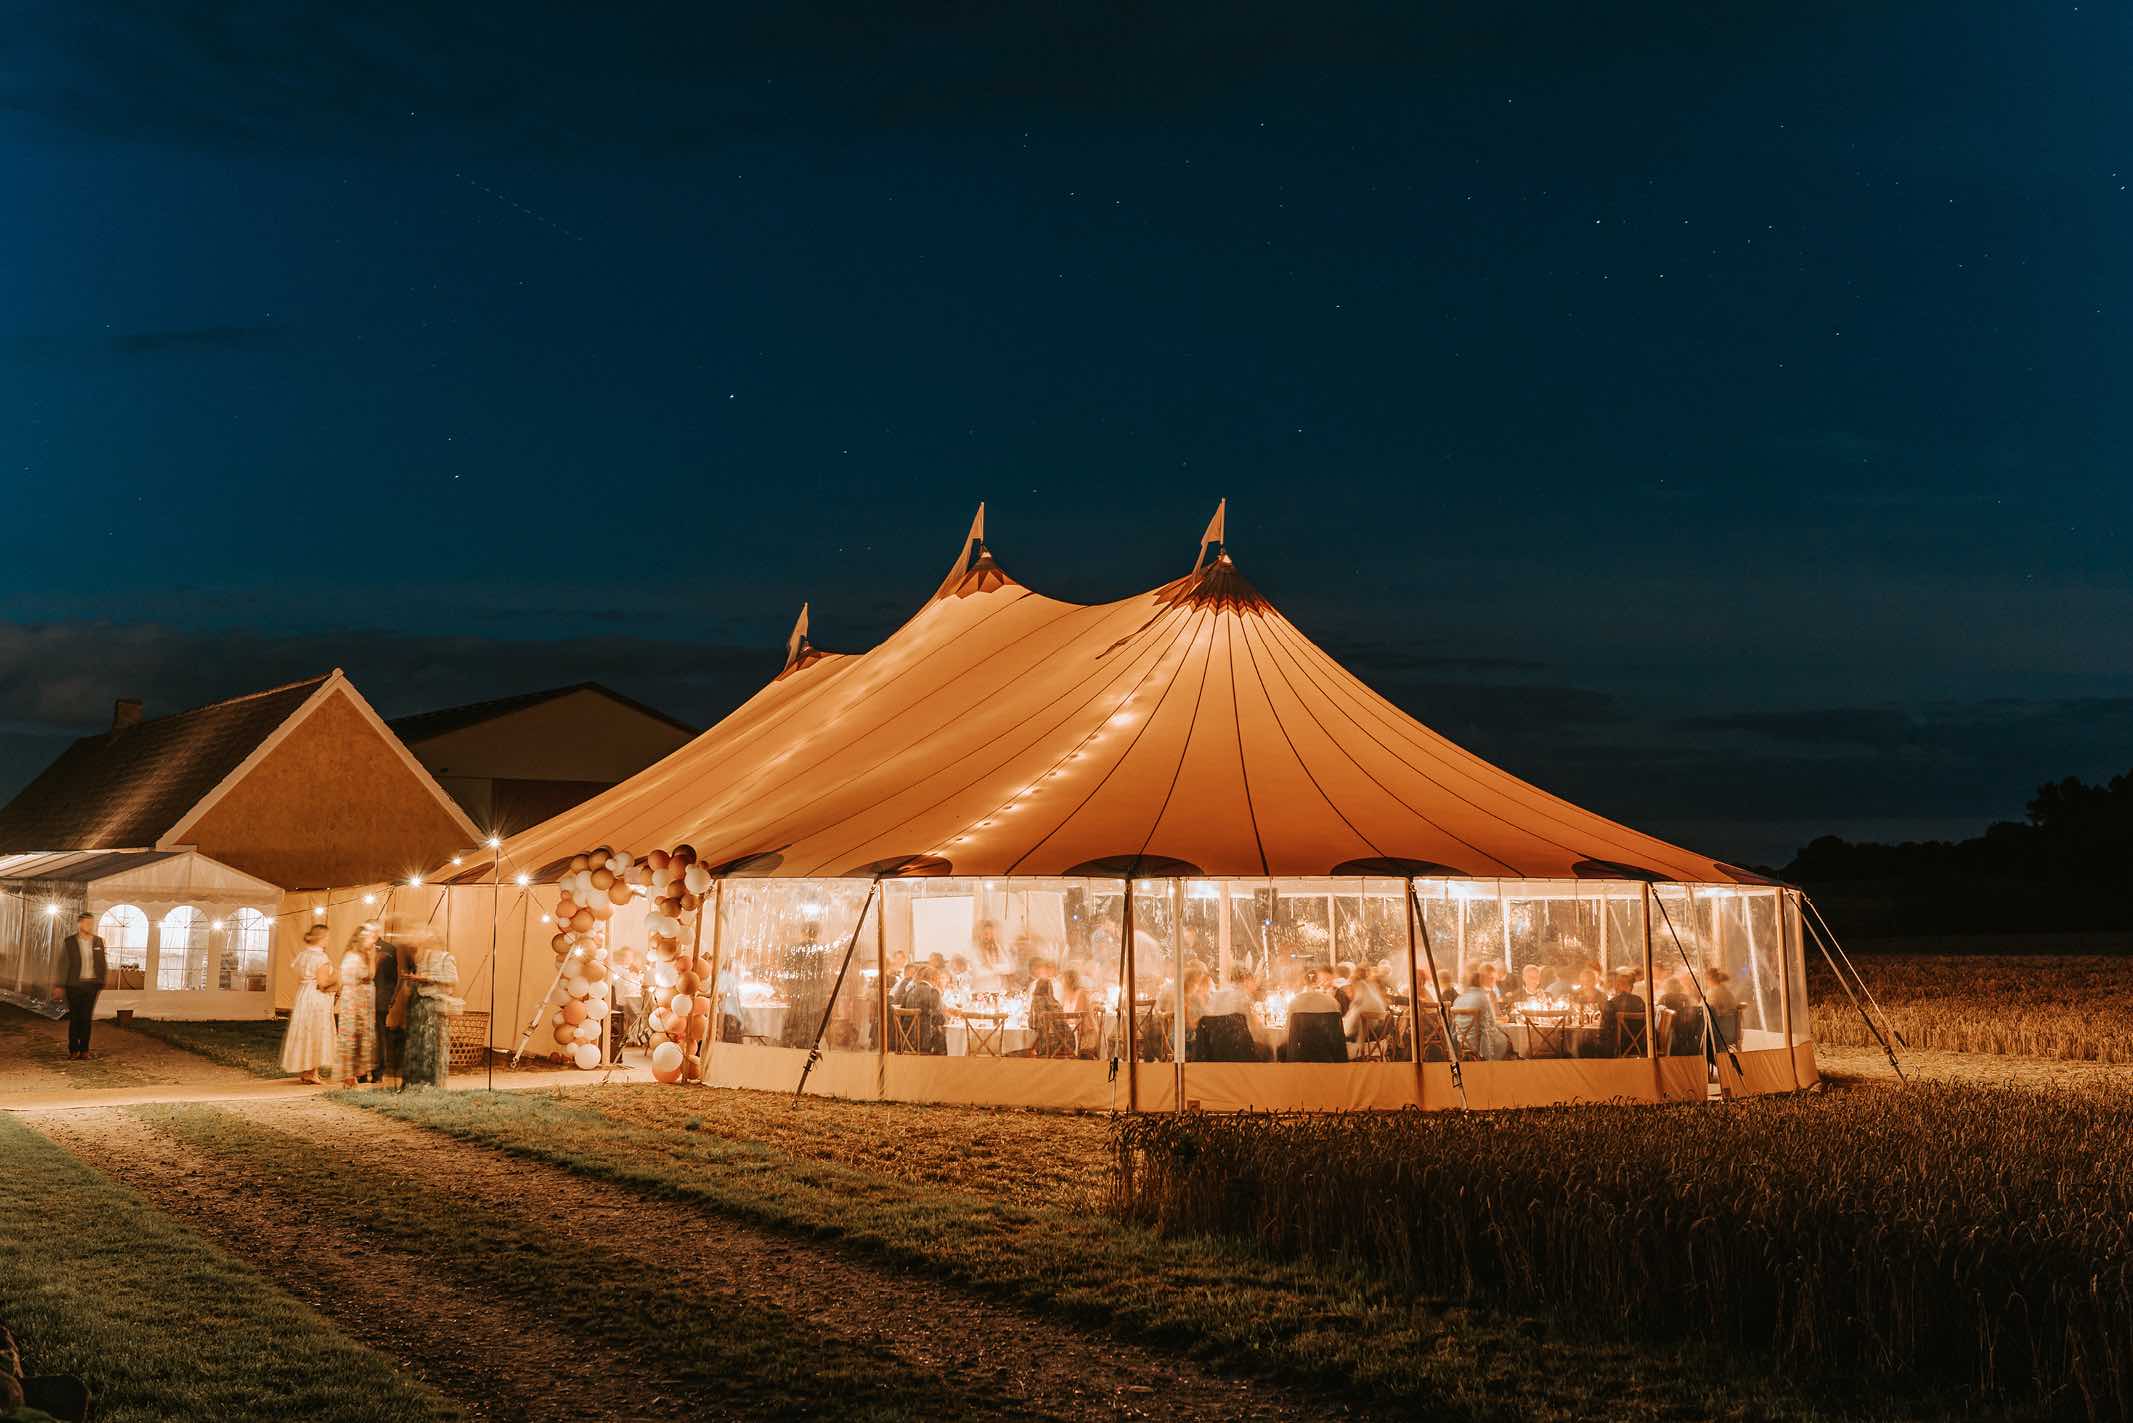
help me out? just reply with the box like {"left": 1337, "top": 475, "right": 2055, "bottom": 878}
{"left": 1809, "top": 953, "right": 2133, "bottom": 1062}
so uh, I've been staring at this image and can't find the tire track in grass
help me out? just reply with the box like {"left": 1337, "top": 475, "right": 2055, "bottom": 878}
{"left": 117, "top": 1098, "right": 1329, "bottom": 1420}
{"left": 51, "top": 1102, "right": 976, "bottom": 1423}
{"left": 30, "top": 1107, "right": 645, "bottom": 1423}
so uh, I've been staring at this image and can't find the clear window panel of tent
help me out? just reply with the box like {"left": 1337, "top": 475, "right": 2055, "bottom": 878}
{"left": 1785, "top": 893, "right": 1810, "bottom": 1044}
{"left": 717, "top": 880, "right": 873, "bottom": 1050}
{"left": 882, "top": 877, "right": 1110, "bottom": 1057}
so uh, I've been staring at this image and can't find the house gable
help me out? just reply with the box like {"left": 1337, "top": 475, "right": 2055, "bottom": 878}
{"left": 180, "top": 686, "right": 475, "bottom": 886}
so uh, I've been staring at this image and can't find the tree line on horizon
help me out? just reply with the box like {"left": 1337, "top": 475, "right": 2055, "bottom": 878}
{"left": 1780, "top": 768, "right": 2133, "bottom": 938}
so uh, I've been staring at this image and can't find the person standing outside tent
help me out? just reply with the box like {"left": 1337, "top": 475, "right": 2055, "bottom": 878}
{"left": 53, "top": 913, "right": 107, "bottom": 1060}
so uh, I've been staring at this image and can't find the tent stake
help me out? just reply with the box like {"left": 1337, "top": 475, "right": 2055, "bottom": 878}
{"left": 1406, "top": 881, "right": 1467, "bottom": 1109}
{"left": 1802, "top": 910, "right": 1905, "bottom": 1082}
{"left": 792, "top": 881, "right": 880, "bottom": 1106}
{"left": 1803, "top": 895, "right": 1909, "bottom": 1051}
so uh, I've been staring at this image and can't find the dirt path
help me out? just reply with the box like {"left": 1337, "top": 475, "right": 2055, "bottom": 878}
{"left": 31, "top": 1098, "right": 1352, "bottom": 1422}
{"left": 0, "top": 1006, "right": 268, "bottom": 1103}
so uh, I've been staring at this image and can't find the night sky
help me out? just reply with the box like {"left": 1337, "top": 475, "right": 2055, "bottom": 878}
{"left": 4, "top": 3, "right": 2127, "bottom": 866}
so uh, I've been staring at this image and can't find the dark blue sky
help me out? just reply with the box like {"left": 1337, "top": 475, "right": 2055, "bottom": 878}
{"left": 3, "top": 2, "right": 2127, "bottom": 864}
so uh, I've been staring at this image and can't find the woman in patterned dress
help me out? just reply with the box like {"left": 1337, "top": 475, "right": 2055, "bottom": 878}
{"left": 335, "top": 924, "right": 379, "bottom": 1088}
{"left": 279, "top": 924, "right": 339, "bottom": 1083}
{"left": 402, "top": 931, "right": 460, "bottom": 1088}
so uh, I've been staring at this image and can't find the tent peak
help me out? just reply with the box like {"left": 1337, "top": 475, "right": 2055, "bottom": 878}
{"left": 1157, "top": 550, "right": 1268, "bottom": 615}
{"left": 1191, "top": 498, "right": 1227, "bottom": 573}
{"left": 777, "top": 600, "right": 832, "bottom": 679}
{"left": 931, "top": 502, "right": 1017, "bottom": 600}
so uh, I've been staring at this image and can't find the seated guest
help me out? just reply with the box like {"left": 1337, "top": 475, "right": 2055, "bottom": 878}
{"left": 886, "top": 955, "right": 917, "bottom": 1010}
{"left": 1569, "top": 964, "right": 1608, "bottom": 1025}
{"left": 1375, "top": 959, "right": 1409, "bottom": 1007}
{"left": 1703, "top": 967, "right": 1744, "bottom": 1048}
{"left": 1196, "top": 966, "right": 1273, "bottom": 1061}
{"left": 1283, "top": 975, "right": 1347, "bottom": 1062}
{"left": 1450, "top": 970, "right": 1514, "bottom": 1060}
{"left": 1542, "top": 959, "right": 1578, "bottom": 998}
{"left": 1026, "top": 956, "right": 1064, "bottom": 1051}
{"left": 1658, "top": 975, "right": 1703, "bottom": 1056}
{"left": 1343, "top": 964, "right": 1389, "bottom": 1040}
{"left": 1477, "top": 961, "right": 1506, "bottom": 1010}
{"left": 904, "top": 964, "right": 949, "bottom": 1054}
{"left": 1333, "top": 960, "right": 1358, "bottom": 1014}
{"left": 1596, "top": 968, "right": 1647, "bottom": 1057}
{"left": 1179, "top": 965, "right": 1213, "bottom": 1036}
{"left": 1515, "top": 963, "right": 1548, "bottom": 1003}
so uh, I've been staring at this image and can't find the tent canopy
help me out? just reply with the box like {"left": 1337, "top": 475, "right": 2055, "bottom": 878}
{"left": 459, "top": 510, "right": 1752, "bottom": 886}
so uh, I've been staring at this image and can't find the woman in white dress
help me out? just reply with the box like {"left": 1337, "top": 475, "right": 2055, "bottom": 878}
{"left": 280, "top": 923, "right": 339, "bottom": 1083}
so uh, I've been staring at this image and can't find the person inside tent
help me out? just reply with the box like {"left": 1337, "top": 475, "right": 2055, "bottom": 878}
{"left": 1596, "top": 968, "right": 1648, "bottom": 1058}
{"left": 1450, "top": 970, "right": 1514, "bottom": 1061}
{"left": 1343, "top": 963, "right": 1389, "bottom": 1044}
{"left": 1515, "top": 963, "right": 1549, "bottom": 1005}
{"left": 904, "top": 963, "right": 948, "bottom": 1055}
{"left": 1281, "top": 971, "right": 1346, "bottom": 1062}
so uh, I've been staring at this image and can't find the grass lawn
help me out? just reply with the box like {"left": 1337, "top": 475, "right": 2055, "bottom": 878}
{"left": 135, "top": 1102, "right": 976, "bottom": 1421}
{"left": 0, "top": 1113, "right": 449, "bottom": 1423}
{"left": 346, "top": 1084, "right": 1929, "bottom": 1421}
{"left": 123, "top": 1017, "right": 288, "bottom": 1077}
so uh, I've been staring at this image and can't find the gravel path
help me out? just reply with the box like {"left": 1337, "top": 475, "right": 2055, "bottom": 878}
{"left": 30, "top": 1097, "right": 1354, "bottom": 1422}
{"left": 0, "top": 1006, "right": 269, "bottom": 1102}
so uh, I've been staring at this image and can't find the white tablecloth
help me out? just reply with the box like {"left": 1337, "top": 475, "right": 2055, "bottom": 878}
{"left": 943, "top": 1021, "right": 1035, "bottom": 1057}
{"left": 741, "top": 1002, "right": 789, "bottom": 1041}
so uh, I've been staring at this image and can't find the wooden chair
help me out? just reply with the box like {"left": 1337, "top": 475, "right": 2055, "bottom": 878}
{"left": 1520, "top": 1008, "right": 1573, "bottom": 1059}
{"left": 1356, "top": 1007, "right": 1406, "bottom": 1061}
{"left": 1031, "top": 1010, "right": 1078, "bottom": 1058}
{"left": 890, "top": 1006, "right": 922, "bottom": 1054}
{"left": 959, "top": 1009, "right": 1008, "bottom": 1057}
{"left": 1450, "top": 1007, "right": 1486, "bottom": 1060}
{"left": 1192, "top": 1012, "right": 1260, "bottom": 1063}
{"left": 1610, "top": 1006, "right": 1649, "bottom": 1059}
{"left": 1651, "top": 1004, "right": 1678, "bottom": 1057}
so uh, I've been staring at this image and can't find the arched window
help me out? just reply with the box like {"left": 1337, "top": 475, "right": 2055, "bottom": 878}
{"left": 97, "top": 905, "right": 149, "bottom": 987}
{"left": 230, "top": 907, "right": 271, "bottom": 989}
{"left": 157, "top": 906, "right": 203, "bottom": 992}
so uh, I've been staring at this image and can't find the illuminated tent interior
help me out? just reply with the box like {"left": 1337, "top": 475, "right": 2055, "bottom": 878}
{"left": 342, "top": 504, "right": 1817, "bottom": 1110}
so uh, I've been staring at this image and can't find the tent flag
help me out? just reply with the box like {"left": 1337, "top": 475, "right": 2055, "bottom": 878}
{"left": 1193, "top": 497, "right": 1227, "bottom": 572}
{"left": 933, "top": 502, "right": 988, "bottom": 599}
{"left": 785, "top": 602, "right": 811, "bottom": 666}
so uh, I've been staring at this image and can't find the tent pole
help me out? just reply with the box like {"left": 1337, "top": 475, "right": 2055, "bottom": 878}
{"left": 509, "top": 945, "right": 574, "bottom": 1069}
{"left": 1172, "top": 878, "right": 1186, "bottom": 1114}
{"left": 508, "top": 889, "right": 532, "bottom": 1076}
{"left": 1641, "top": 885, "right": 1661, "bottom": 1099}
{"left": 487, "top": 854, "right": 500, "bottom": 1090}
{"left": 697, "top": 881, "right": 723, "bottom": 1088}
{"left": 792, "top": 881, "right": 880, "bottom": 1105}
{"left": 1122, "top": 878, "right": 1139, "bottom": 1114}
{"left": 1406, "top": 880, "right": 1467, "bottom": 1109}
{"left": 1776, "top": 889, "right": 1800, "bottom": 1089}
{"left": 874, "top": 885, "right": 888, "bottom": 1101}
{"left": 1401, "top": 879, "right": 1426, "bottom": 1108}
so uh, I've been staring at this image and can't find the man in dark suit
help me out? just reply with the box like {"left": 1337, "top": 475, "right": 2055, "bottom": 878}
{"left": 54, "top": 912, "right": 108, "bottom": 1060}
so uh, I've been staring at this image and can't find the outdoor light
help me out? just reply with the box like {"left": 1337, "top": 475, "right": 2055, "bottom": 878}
{"left": 486, "top": 835, "right": 503, "bottom": 849}
{"left": 211, "top": 920, "right": 225, "bottom": 931}
{"left": 407, "top": 876, "right": 423, "bottom": 888}
{"left": 515, "top": 873, "right": 531, "bottom": 887}
{"left": 313, "top": 905, "right": 325, "bottom": 917}
{"left": 539, "top": 914, "right": 551, "bottom": 924}
{"left": 362, "top": 894, "right": 377, "bottom": 906}
{"left": 450, "top": 856, "right": 463, "bottom": 867}
{"left": 43, "top": 904, "right": 59, "bottom": 917}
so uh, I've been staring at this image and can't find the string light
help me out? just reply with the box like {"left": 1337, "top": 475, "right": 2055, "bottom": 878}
{"left": 407, "top": 876, "right": 423, "bottom": 888}
{"left": 312, "top": 905, "right": 325, "bottom": 917}
{"left": 485, "top": 835, "right": 503, "bottom": 849}
{"left": 515, "top": 873, "right": 531, "bottom": 887}
{"left": 362, "top": 894, "right": 377, "bottom": 906}
{"left": 210, "top": 919, "right": 225, "bottom": 931}
{"left": 449, "top": 856, "right": 463, "bottom": 867}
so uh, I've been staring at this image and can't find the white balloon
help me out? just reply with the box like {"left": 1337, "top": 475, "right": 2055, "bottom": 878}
{"left": 608, "top": 853, "right": 631, "bottom": 874}
{"left": 566, "top": 975, "right": 591, "bottom": 998}
{"left": 652, "top": 964, "right": 678, "bottom": 989}
{"left": 572, "top": 1042, "right": 602, "bottom": 1070}
{"left": 683, "top": 864, "right": 711, "bottom": 895}
{"left": 650, "top": 1041, "right": 683, "bottom": 1075}
{"left": 586, "top": 980, "right": 610, "bottom": 1002}
{"left": 574, "top": 1020, "right": 601, "bottom": 1044}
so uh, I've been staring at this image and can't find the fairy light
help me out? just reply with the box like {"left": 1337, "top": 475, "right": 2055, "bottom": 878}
{"left": 407, "top": 876, "right": 423, "bottom": 888}
{"left": 362, "top": 894, "right": 377, "bottom": 906}
{"left": 211, "top": 919, "right": 225, "bottom": 931}
{"left": 312, "top": 905, "right": 326, "bottom": 917}
{"left": 515, "top": 873, "right": 531, "bottom": 887}
{"left": 485, "top": 836, "right": 503, "bottom": 849}
{"left": 449, "top": 856, "right": 463, "bottom": 867}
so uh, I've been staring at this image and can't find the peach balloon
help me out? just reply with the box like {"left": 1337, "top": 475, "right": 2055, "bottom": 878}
{"left": 562, "top": 1000, "right": 588, "bottom": 1025}
{"left": 608, "top": 882, "right": 632, "bottom": 906}
{"left": 570, "top": 910, "right": 594, "bottom": 933}
{"left": 647, "top": 849, "right": 670, "bottom": 870}
{"left": 591, "top": 868, "right": 614, "bottom": 891}
{"left": 569, "top": 854, "right": 589, "bottom": 872}
{"left": 585, "top": 959, "right": 609, "bottom": 981}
